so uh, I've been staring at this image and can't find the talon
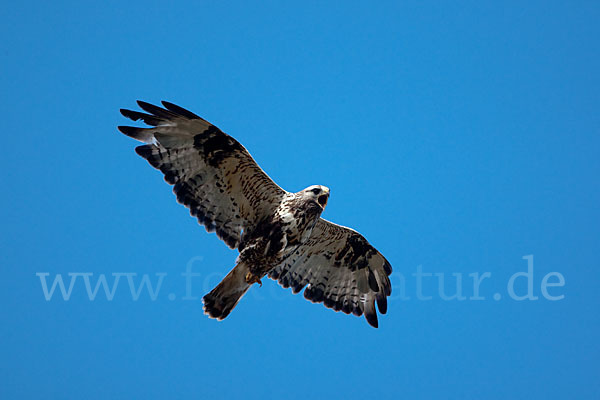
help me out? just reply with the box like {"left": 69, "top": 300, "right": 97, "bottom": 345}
{"left": 245, "top": 272, "right": 263, "bottom": 287}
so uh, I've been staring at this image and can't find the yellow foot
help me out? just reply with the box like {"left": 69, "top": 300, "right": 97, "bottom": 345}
{"left": 245, "top": 272, "right": 263, "bottom": 287}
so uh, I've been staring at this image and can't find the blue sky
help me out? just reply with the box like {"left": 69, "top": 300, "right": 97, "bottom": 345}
{"left": 2, "top": 1, "right": 599, "bottom": 399}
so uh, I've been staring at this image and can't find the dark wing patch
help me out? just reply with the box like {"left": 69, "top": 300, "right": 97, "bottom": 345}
{"left": 195, "top": 126, "right": 246, "bottom": 167}
{"left": 269, "top": 219, "right": 392, "bottom": 328}
{"left": 119, "top": 101, "right": 287, "bottom": 249}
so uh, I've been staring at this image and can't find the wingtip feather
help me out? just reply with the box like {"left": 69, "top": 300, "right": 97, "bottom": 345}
{"left": 364, "top": 300, "right": 379, "bottom": 328}
{"left": 161, "top": 100, "right": 202, "bottom": 119}
{"left": 376, "top": 294, "right": 388, "bottom": 314}
{"left": 119, "top": 126, "right": 155, "bottom": 143}
{"left": 136, "top": 100, "right": 177, "bottom": 119}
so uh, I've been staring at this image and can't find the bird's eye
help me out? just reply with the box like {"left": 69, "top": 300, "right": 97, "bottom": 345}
{"left": 311, "top": 188, "right": 321, "bottom": 195}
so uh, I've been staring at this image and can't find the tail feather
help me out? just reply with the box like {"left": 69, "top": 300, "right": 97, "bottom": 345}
{"left": 203, "top": 263, "right": 251, "bottom": 320}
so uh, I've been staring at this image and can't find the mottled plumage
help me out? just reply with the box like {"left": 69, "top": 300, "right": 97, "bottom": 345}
{"left": 118, "top": 101, "right": 392, "bottom": 328}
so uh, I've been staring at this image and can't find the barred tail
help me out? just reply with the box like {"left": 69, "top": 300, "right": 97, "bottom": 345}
{"left": 202, "top": 263, "right": 251, "bottom": 320}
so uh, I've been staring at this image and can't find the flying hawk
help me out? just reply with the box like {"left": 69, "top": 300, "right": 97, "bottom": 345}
{"left": 118, "top": 101, "right": 392, "bottom": 328}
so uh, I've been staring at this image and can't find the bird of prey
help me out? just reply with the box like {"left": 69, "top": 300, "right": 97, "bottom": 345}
{"left": 118, "top": 101, "right": 392, "bottom": 328}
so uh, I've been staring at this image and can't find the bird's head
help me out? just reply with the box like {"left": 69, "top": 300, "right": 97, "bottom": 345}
{"left": 300, "top": 185, "right": 330, "bottom": 210}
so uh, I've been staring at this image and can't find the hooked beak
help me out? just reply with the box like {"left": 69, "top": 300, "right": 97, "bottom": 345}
{"left": 317, "top": 187, "right": 330, "bottom": 209}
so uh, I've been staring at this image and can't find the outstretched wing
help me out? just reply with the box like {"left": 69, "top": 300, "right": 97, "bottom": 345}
{"left": 268, "top": 219, "right": 392, "bottom": 328}
{"left": 119, "top": 100, "right": 287, "bottom": 249}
